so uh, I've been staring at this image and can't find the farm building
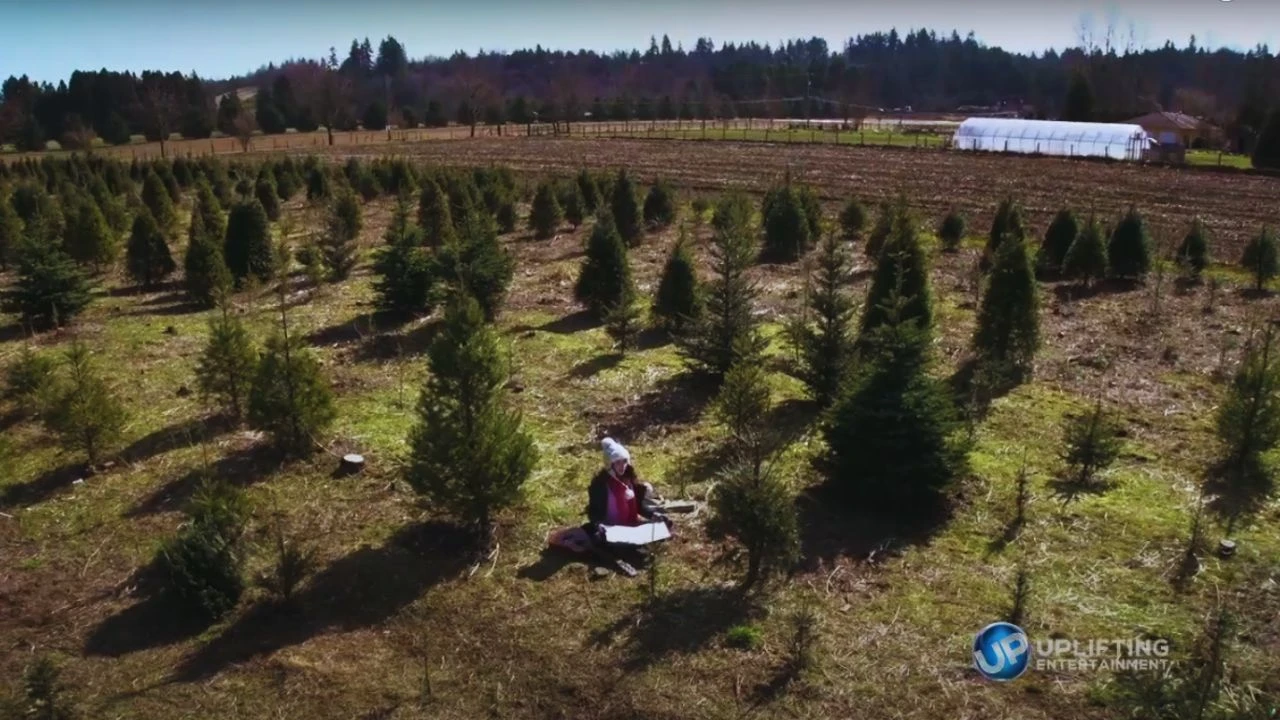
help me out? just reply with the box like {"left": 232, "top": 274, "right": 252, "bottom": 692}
{"left": 952, "top": 118, "right": 1151, "bottom": 161}
{"left": 1126, "top": 111, "right": 1218, "bottom": 148}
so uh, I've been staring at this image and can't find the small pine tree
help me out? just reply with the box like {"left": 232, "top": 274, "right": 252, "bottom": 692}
{"left": 825, "top": 301, "right": 964, "bottom": 514}
{"left": 223, "top": 199, "right": 274, "bottom": 286}
{"left": 63, "top": 192, "right": 119, "bottom": 271}
{"left": 305, "top": 165, "right": 330, "bottom": 202}
{"left": 938, "top": 209, "right": 966, "bottom": 252}
{"left": 184, "top": 210, "right": 233, "bottom": 307}
{"left": 125, "top": 210, "right": 177, "bottom": 289}
{"left": 713, "top": 346, "right": 772, "bottom": 460}
{"left": 141, "top": 168, "right": 177, "bottom": 233}
{"left": 761, "top": 183, "right": 811, "bottom": 263}
{"left": 4, "top": 346, "right": 56, "bottom": 411}
{"left": 985, "top": 197, "right": 1027, "bottom": 268}
{"left": 1176, "top": 217, "right": 1210, "bottom": 280}
{"left": 575, "top": 212, "right": 633, "bottom": 320}
{"left": 706, "top": 458, "right": 800, "bottom": 590}
{"left": 604, "top": 282, "right": 643, "bottom": 353}
{"left": 191, "top": 180, "right": 226, "bottom": 239}
{"left": 274, "top": 165, "right": 301, "bottom": 201}
{"left": 404, "top": 294, "right": 538, "bottom": 548}
{"left": 17, "top": 655, "right": 76, "bottom": 720}
{"left": 1062, "top": 215, "right": 1108, "bottom": 286}
{"left": 373, "top": 194, "right": 436, "bottom": 315}
{"left": 87, "top": 174, "right": 129, "bottom": 238}
{"left": 651, "top": 229, "right": 703, "bottom": 333}
{"left": 610, "top": 168, "right": 643, "bottom": 246}
{"left": 196, "top": 303, "right": 259, "bottom": 421}
{"left": 255, "top": 176, "right": 281, "bottom": 221}
{"left": 864, "top": 201, "right": 893, "bottom": 260}
{"left": 677, "top": 193, "right": 767, "bottom": 379}
{"left": 838, "top": 197, "right": 866, "bottom": 242}
{"left": 576, "top": 168, "right": 600, "bottom": 213}
{"left": 0, "top": 192, "right": 22, "bottom": 270}
{"left": 1240, "top": 226, "right": 1278, "bottom": 292}
{"left": 3, "top": 235, "right": 93, "bottom": 329}
{"left": 1107, "top": 206, "right": 1151, "bottom": 280}
{"left": 792, "top": 231, "right": 857, "bottom": 407}
{"left": 973, "top": 234, "right": 1040, "bottom": 382}
{"left": 320, "top": 189, "right": 362, "bottom": 281}
{"left": 1215, "top": 325, "right": 1280, "bottom": 496}
{"left": 858, "top": 202, "right": 932, "bottom": 343}
{"left": 559, "top": 180, "right": 586, "bottom": 228}
{"left": 642, "top": 180, "right": 678, "bottom": 229}
{"left": 528, "top": 181, "right": 563, "bottom": 240}
{"left": 1061, "top": 400, "right": 1123, "bottom": 486}
{"left": 42, "top": 341, "right": 128, "bottom": 467}
{"left": 1038, "top": 208, "right": 1079, "bottom": 276}
{"left": 248, "top": 329, "right": 336, "bottom": 456}
{"left": 159, "top": 475, "right": 248, "bottom": 623}
{"left": 434, "top": 214, "right": 515, "bottom": 321}
{"left": 417, "top": 178, "right": 456, "bottom": 247}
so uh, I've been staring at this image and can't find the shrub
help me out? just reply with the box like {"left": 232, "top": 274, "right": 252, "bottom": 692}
{"left": 761, "top": 184, "right": 811, "bottom": 263}
{"left": 973, "top": 234, "right": 1040, "bottom": 382}
{"left": 41, "top": 341, "right": 128, "bottom": 466}
{"left": 195, "top": 305, "right": 259, "bottom": 421}
{"left": 405, "top": 294, "right": 537, "bottom": 548}
{"left": 725, "top": 624, "right": 764, "bottom": 650}
{"left": 248, "top": 331, "right": 336, "bottom": 456}
{"left": 3, "top": 235, "right": 93, "bottom": 329}
{"left": 1240, "top": 226, "right": 1278, "bottom": 292}
{"left": 528, "top": 181, "right": 563, "bottom": 240}
{"left": 642, "top": 180, "right": 678, "bottom": 229}
{"left": 938, "top": 209, "right": 966, "bottom": 252}
{"left": 1061, "top": 400, "right": 1123, "bottom": 486}
{"left": 125, "top": 210, "right": 177, "bottom": 289}
{"left": 651, "top": 229, "right": 702, "bottom": 333}
{"left": 223, "top": 199, "right": 274, "bottom": 285}
{"left": 574, "top": 212, "right": 632, "bottom": 320}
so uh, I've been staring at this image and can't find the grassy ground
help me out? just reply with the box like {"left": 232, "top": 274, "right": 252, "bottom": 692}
{"left": 1186, "top": 149, "right": 1254, "bottom": 170}
{"left": 2, "top": 180, "right": 1278, "bottom": 719}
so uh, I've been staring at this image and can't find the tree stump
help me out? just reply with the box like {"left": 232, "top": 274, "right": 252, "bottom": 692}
{"left": 339, "top": 454, "right": 366, "bottom": 476}
{"left": 1218, "top": 539, "right": 1237, "bottom": 559}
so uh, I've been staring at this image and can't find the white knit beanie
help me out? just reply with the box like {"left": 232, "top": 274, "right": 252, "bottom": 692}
{"left": 602, "top": 437, "right": 630, "bottom": 465}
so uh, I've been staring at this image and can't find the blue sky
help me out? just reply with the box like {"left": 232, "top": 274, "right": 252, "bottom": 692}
{"left": 0, "top": 0, "right": 1276, "bottom": 84}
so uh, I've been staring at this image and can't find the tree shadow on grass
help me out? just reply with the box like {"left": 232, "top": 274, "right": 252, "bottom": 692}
{"left": 0, "top": 460, "right": 87, "bottom": 508}
{"left": 589, "top": 372, "right": 717, "bottom": 443}
{"left": 587, "top": 585, "right": 751, "bottom": 671}
{"left": 0, "top": 323, "right": 31, "bottom": 344}
{"left": 568, "top": 352, "right": 623, "bottom": 379}
{"left": 538, "top": 309, "right": 598, "bottom": 335}
{"left": 124, "top": 442, "right": 280, "bottom": 518}
{"left": 516, "top": 546, "right": 624, "bottom": 582}
{"left": 118, "top": 416, "right": 231, "bottom": 466}
{"left": 1046, "top": 474, "right": 1113, "bottom": 505}
{"left": 795, "top": 482, "right": 951, "bottom": 571}
{"left": 1203, "top": 457, "right": 1276, "bottom": 527}
{"left": 83, "top": 556, "right": 213, "bottom": 657}
{"left": 1051, "top": 278, "right": 1143, "bottom": 303}
{"left": 125, "top": 299, "right": 207, "bottom": 318}
{"left": 170, "top": 520, "right": 470, "bottom": 682}
{"left": 303, "top": 310, "right": 409, "bottom": 349}
{"left": 354, "top": 317, "right": 444, "bottom": 362}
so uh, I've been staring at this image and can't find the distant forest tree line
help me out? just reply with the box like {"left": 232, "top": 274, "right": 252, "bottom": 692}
{"left": 1, "top": 30, "right": 1278, "bottom": 153}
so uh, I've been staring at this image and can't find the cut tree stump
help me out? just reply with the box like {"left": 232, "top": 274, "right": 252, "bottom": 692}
{"left": 1218, "top": 539, "right": 1236, "bottom": 558}
{"left": 339, "top": 454, "right": 366, "bottom": 476}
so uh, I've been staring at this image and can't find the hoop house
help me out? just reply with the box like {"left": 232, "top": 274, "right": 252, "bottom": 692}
{"left": 952, "top": 118, "right": 1150, "bottom": 161}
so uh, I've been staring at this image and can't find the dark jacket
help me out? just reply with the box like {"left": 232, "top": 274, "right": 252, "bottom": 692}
{"left": 584, "top": 466, "right": 659, "bottom": 529}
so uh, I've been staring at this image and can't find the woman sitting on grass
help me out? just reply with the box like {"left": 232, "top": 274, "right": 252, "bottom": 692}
{"left": 583, "top": 437, "right": 670, "bottom": 541}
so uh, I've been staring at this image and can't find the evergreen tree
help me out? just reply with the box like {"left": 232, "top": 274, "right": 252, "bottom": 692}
{"left": 320, "top": 189, "right": 362, "bottom": 281}
{"left": 1215, "top": 325, "right": 1280, "bottom": 498}
{"left": 404, "top": 294, "right": 537, "bottom": 548}
{"left": 223, "top": 199, "right": 274, "bottom": 285}
{"left": 274, "top": 164, "right": 301, "bottom": 201}
{"left": 864, "top": 201, "right": 894, "bottom": 260}
{"left": 0, "top": 191, "right": 22, "bottom": 270}
{"left": 677, "top": 192, "right": 767, "bottom": 379}
{"left": 248, "top": 328, "right": 336, "bottom": 456}
{"left": 184, "top": 210, "right": 233, "bottom": 307}
{"left": 192, "top": 179, "right": 226, "bottom": 239}
{"left": 1176, "top": 217, "right": 1210, "bottom": 280}
{"left": 604, "top": 282, "right": 643, "bottom": 353}
{"left": 1038, "top": 208, "right": 1079, "bottom": 276}
{"left": 610, "top": 168, "right": 643, "bottom": 246}
{"left": 652, "top": 228, "right": 703, "bottom": 333}
{"left": 1107, "top": 206, "right": 1151, "bottom": 280}
{"left": 791, "top": 231, "right": 857, "bottom": 407}
{"left": 973, "top": 233, "right": 1040, "bottom": 382}
{"left": 417, "top": 178, "right": 456, "bottom": 247}
{"left": 159, "top": 476, "right": 248, "bottom": 622}
{"left": 528, "top": 181, "right": 563, "bottom": 240}
{"left": 574, "top": 212, "right": 632, "bottom": 320}
{"left": 63, "top": 192, "right": 119, "bottom": 271}
{"left": 1061, "top": 400, "right": 1123, "bottom": 486}
{"left": 125, "top": 209, "right": 177, "bottom": 288}
{"left": 576, "top": 169, "right": 600, "bottom": 213}
{"left": 255, "top": 177, "right": 281, "bottom": 221}
{"left": 558, "top": 179, "right": 586, "bottom": 228}
{"left": 839, "top": 197, "right": 867, "bottom": 242}
{"left": 42, "top": 341, "right": 128, "bottom": 466}
{"left": 373, "top": 194, "right": 436, "bottom": 315}
{"left": 196, "top": 303, "right": 259, "bottom": 421}
{"left": 642, "top": 179, "right": 678, "bottom": 229}
{"left": 761, "top": 183, "right": 811, "bottom": 263}
{"left": 434, "top": 214, "right": 515, "bottom": 322}
{"left": 86, "top": 174, "right": 129, "bottom": 238}
{"left": 938, "top": 209, "right": 966, "bottom": 252}
{"left": 306, "top": 166, "right": 330, "bottom": 202}
{"left": 713, "top": 343, "right": 773, "bottom": 462}
{"left": 15, "top": 655, "right": 76, "bottom": 720}
{"left": 141, "top": 168, "right": 177, "bottom": 233}
{"left": 858, "top": 202, "right": 932, "bottom": 343}
{"left": 3, "top": 235, "right": 93, "bottom": 329}
{"left": 985, "top": 197, "right": 1027, "bottom": 269}
{"left": 1063, "top": 70, "right": 1094, "bottom": 122}
{"left": 706, "top": 457, "right": 800, "bottom": 590}
{"left": 1062, "top": 214, "right": 1108, "bottom": 286}
{"left": 1250, "top": 107, "right": 1280, "bottom": 171}
{"left": 3, "top": 346, "right": 56, "bottom": 411}
{"left": 825, "top": 293, "right": 964, "bottom": 514}
{"left": 1240, "top": 226, "right": 1278, "bottom": 292}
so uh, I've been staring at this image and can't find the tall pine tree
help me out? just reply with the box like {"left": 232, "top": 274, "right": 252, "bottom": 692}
{"left": 652, "top": 227, "right": 703, "bottom": 333}
{"left": 791, "top": 230, "right": 857, "bottom": 407}
{"left": 223, "top": 199, "right": 274, "bottom": 286}
{"left": 973, "top": 233, "right": 1040, "bottom": 382}
{"left": 373, "top": 193, "right": 436, "bottom": 315}
{"left": 858, "top": 201, "right": 932, "bottom": 344}
{"left": 574, "top": 212, "right": 632, "bottom": 321}
{"left": 125, "top": 209, "right": 177, "bottom": 288}
{"left": 610, "top": 168, "right": 643, "bottom": 246}
{"left": 1108, "top": 206, "right": 1151, "bottom": 280}
{"left": 320, "top": 189, "right": 362, "bottom": 281}
{"left": 3, "top": 234, "right": 93, "bottom": 329}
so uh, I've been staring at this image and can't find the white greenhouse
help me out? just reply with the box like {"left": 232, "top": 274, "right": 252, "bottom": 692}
{"left": 951, "top": 118, "right": 1152, "bottom": 161}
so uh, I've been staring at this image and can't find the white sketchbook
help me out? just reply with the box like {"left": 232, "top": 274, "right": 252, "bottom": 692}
{"left": 602, "top": 522, "right": 671, "bottom": 546}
